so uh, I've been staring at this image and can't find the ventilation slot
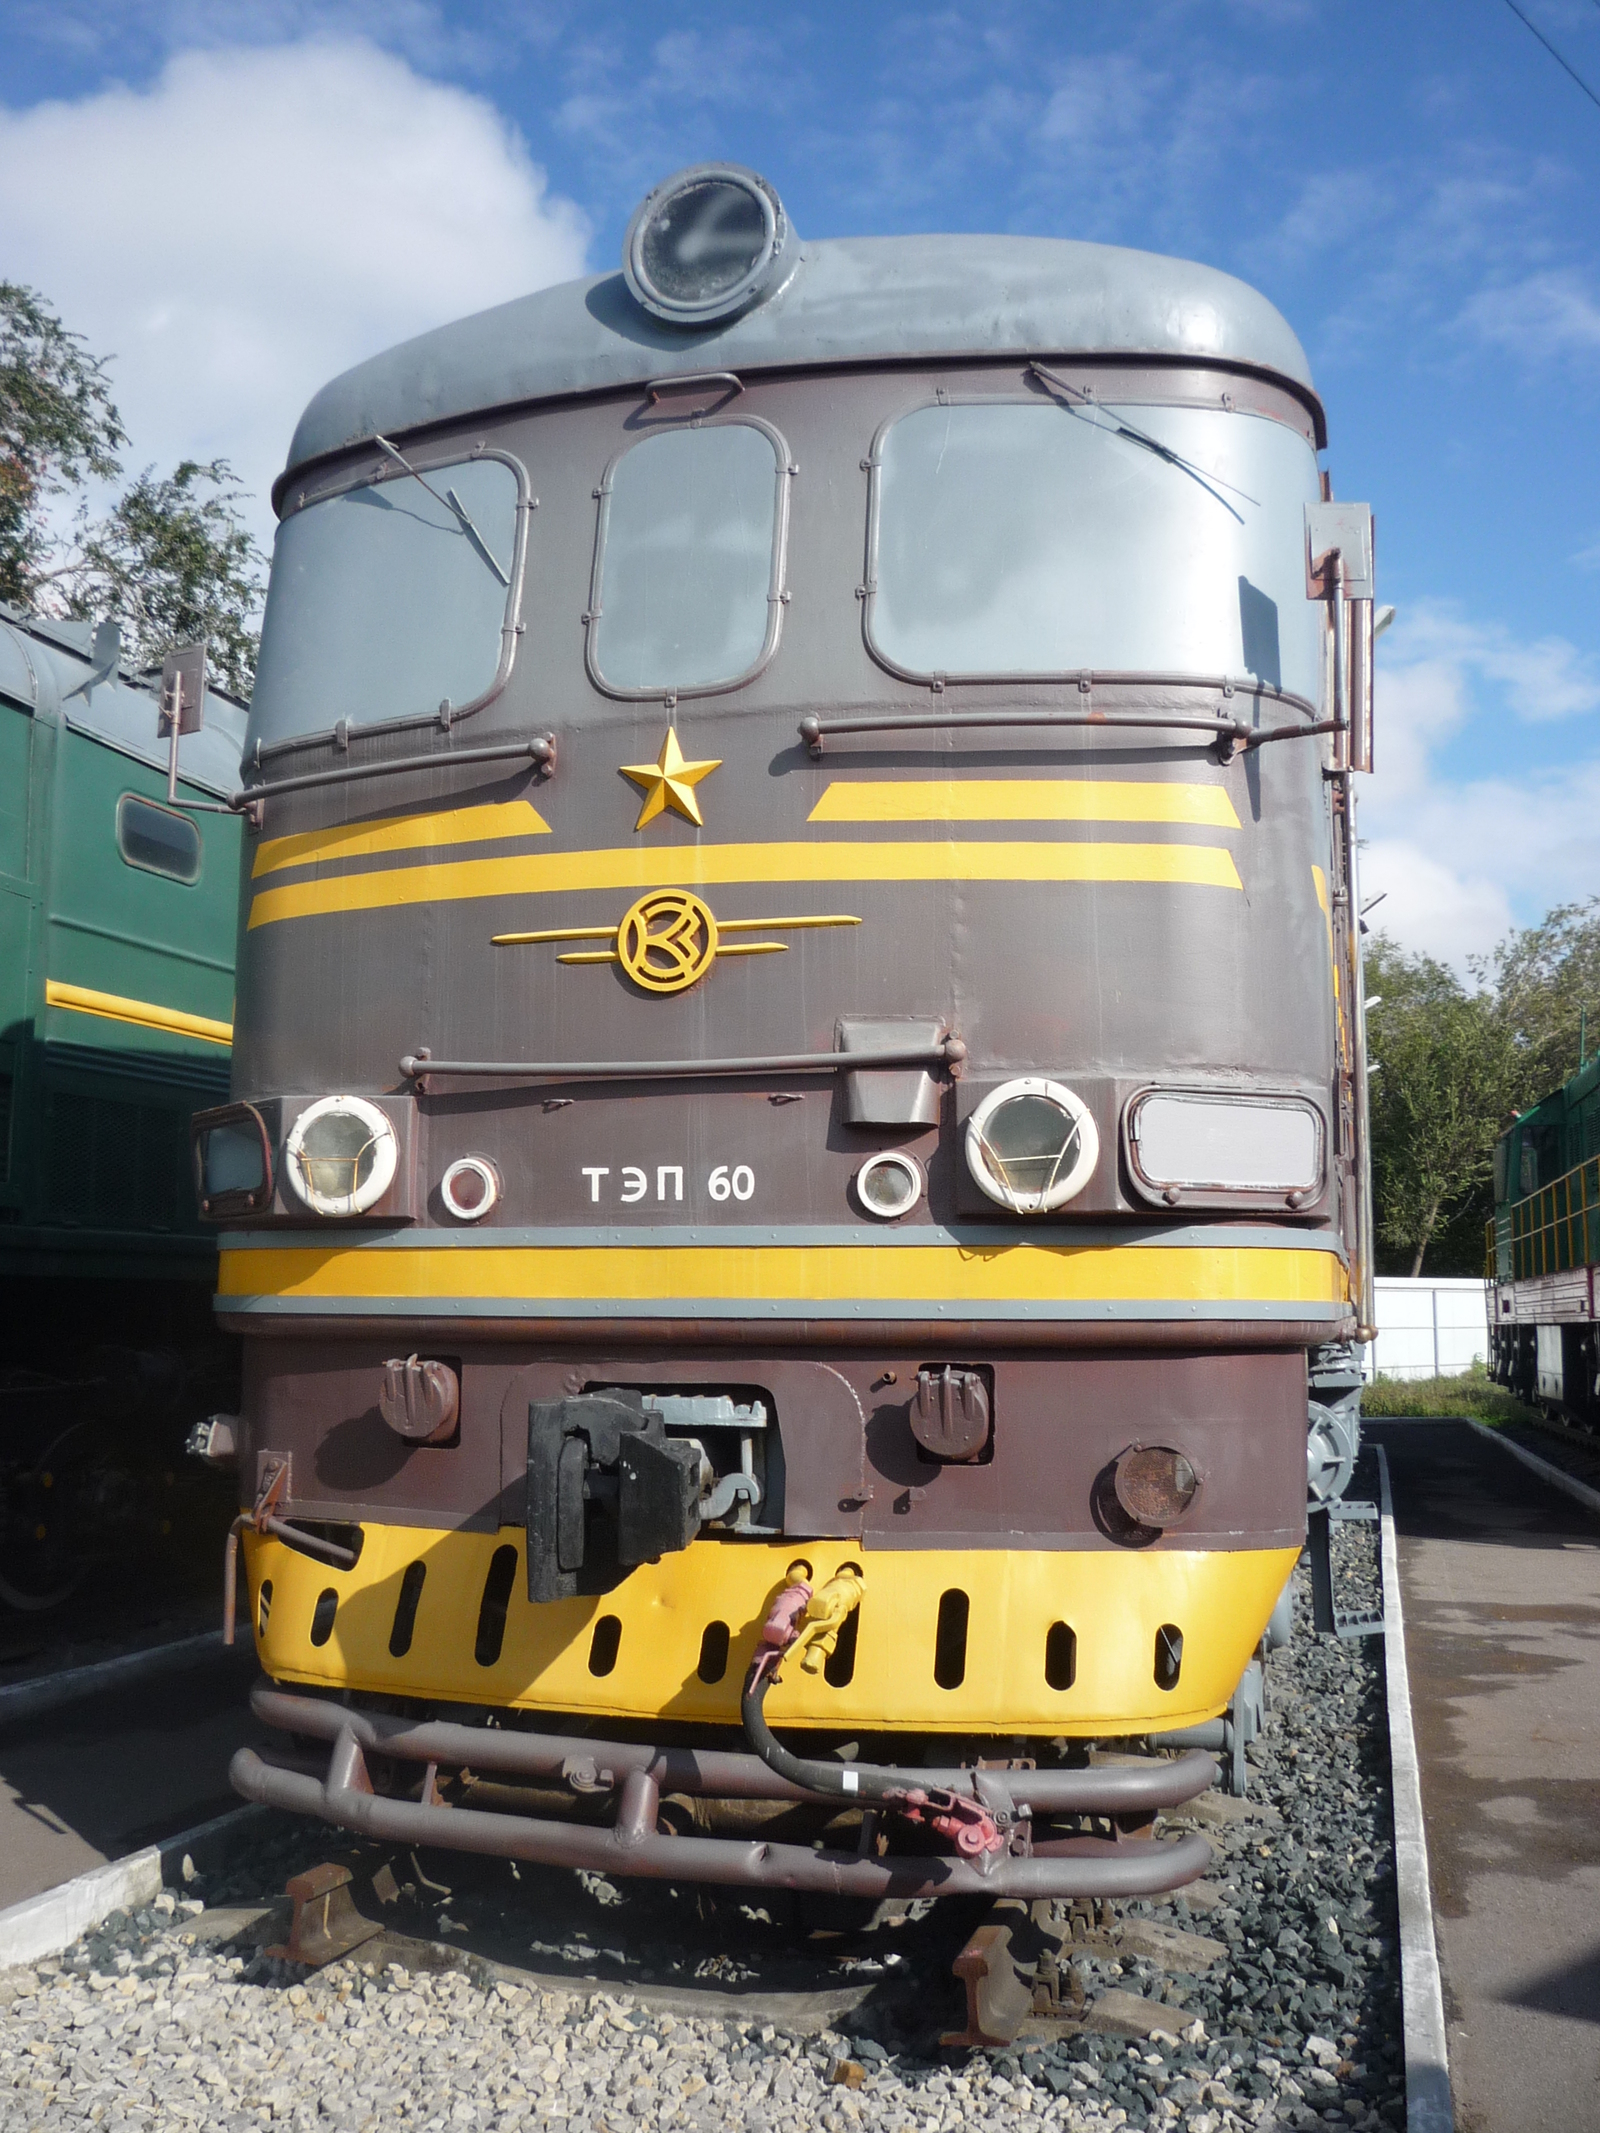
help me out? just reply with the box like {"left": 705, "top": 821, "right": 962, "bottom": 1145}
{"left": 824, "top": 1603, "right": 860, "bottom": 1688}
{"left": 473, "top": 1545, "right": 519, "bottom": 1667}
{"left": 309, "top": 1588, "right": 338, "bottom": 1648}
{"left": 1044, "top": 1620, "right": 1077, "bottom": 1691}
{"left": 1154, "top": 1623, "right": 1184, "bottom": 1692}
{"left": 588, "top": 1615, "right": 622, "bottom": 1678}
{"left": 256, "top": 1579, "right": 272, "bottom": 1638}
{"left": 388, "top": 1560, "right": 427, "bottom": 1658}
{"left": 697, "top": 1620, "right": 730, "bottom": 1684}
{"left": 933, "top": 1588, "right": 969, "bottom": 1690}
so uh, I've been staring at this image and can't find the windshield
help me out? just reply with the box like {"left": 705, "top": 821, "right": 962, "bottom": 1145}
{"left": 869, "top": 401, "right": 1320, "bottom": 700}
{"left": 248, "top": 454, "right": 522, "bottom": 750}
{"left": 587, "top": 421, "right": 784, "bottom": 696}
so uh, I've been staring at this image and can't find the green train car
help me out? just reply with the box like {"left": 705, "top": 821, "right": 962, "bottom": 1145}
{"left": 1487, "top": 1060, "right": 1600, "bottom": 1424}
{"left": 0, "top": 603, "right": 246, "bottom": 1606}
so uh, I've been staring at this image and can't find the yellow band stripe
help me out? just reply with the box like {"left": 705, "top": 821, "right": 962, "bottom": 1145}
{"left": 809, "top": 779, "right": 1241, "bottom": 827}
{"left": 247, "top": 839, "right": 1243, "bottom": 930}
{"left": 219, "top": 1241, "right": 1345, "bottom": 1307}
{"left": 46, "top": 980, "right": 232, "bottom": 1048}
{"left": 253, "top": 798, "right": 551, "bottom": 880}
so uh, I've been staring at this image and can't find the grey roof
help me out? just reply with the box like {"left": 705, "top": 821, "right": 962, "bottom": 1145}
{"left": 282, "top": 233, "right": 1319, "bottom": 494}
{"left": 0, "top": 606, "right": 248, "bottom": 800}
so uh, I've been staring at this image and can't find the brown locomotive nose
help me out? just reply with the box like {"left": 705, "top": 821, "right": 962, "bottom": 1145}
{"left": 379, "top": 1357, "right": 460, "bottom": 1444}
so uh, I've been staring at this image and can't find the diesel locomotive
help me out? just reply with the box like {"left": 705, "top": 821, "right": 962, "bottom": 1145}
{"left": 1487, "top": 1060, "right": 1600, "bottom": 1423}
{"left": 0, "top": 604, "right": 244, "bottom": 1608}
{"left": 216, "top": 165, "right": 1377, "bottom": 1899}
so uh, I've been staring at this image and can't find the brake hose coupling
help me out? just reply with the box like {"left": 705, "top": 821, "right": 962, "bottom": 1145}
{"left": 749, "top": 1565, "right": 866, "bottom": 1686}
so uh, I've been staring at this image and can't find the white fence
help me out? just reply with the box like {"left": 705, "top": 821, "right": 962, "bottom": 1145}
{"left": 1363, "top": 1277, "right": 1488, "bottom": 1382}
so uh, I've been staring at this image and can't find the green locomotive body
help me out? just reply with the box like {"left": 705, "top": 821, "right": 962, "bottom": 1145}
{"left": 1488, "top": 1061, "right": 1600, "bottom": 1421}
{"left": 0, "top": 603, "right": 246, "bottom": 1605}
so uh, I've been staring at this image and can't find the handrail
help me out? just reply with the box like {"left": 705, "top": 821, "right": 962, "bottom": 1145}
{"left": 1494, "top": 1151, "right": 1600, "bottom": 1284}
{"left": 400, "top": 1039, "right": 965, "bottom": 1087}
{"left": 234, "top": 734, "right": 555, "bottom": 816}
{"left": 799, "top": 703, "right": 1329, "bottom": 761}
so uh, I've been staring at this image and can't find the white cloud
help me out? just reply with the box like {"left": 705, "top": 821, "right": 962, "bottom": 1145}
{"left": 1461, "top": 268, "right": 1600, "bottom": 360}
{"left": 1361, "top": 607, "right": 1600, "bottom": 970}
{"left": 0, "top": 40, "right": 589, "bottom": 547}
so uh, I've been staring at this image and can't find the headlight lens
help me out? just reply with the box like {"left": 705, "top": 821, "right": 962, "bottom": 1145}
{"left": 285, "top": 1096, "right": 398, "bottom": 1217}
{"left": 623, "top": 163, "right": 791, "bottom": 324}
{"left": 1128, "top": 1091, "right": 1322, "bottom": 1196}
{"left": 965, "top": 1078, "right": 1099, "bottom": 1213}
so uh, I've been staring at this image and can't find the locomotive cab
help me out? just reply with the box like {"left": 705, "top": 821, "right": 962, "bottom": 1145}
{"left": 213, "top": 165, "right": 1375, "bottom": 1898}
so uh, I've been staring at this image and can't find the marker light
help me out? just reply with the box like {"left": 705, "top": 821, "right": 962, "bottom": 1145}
{"left": 441, "top": 1155, "right": 501, "bottom": 1222}
{"left": 1113, "top": 1444, "right": 1201, "bottom": 1529}
{"left": 284, "top": 1095, "right": 397, "bottom": 1217}
{"left": 623, "top": 164, "right": 794, "bottom": 326}
{"left": 965, "top": 1078, "right": 1099, "bottom": 1214}
{"left": 854, "top": 1150, "right": 923, "bottom": 1221}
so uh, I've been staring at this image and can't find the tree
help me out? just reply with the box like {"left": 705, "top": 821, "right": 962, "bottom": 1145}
{"left": 0, "top": 283, "right": 127, "bottom": 609}
{"left": 1476, "top": 899, "right": 1600, "bottom": 1100}
{"left": 60, "top": 460, "right": 266, "bottom": 698}
{"left": 2, "top": 283, "right": 266, "bottom": 694}
{"left": 1365, "top": 937, "right": 1521, "bottom": 1277}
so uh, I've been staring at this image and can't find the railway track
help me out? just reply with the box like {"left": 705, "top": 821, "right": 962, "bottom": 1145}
{"left": 0, "top": 1487, "right": 1405, "bottom": 2132}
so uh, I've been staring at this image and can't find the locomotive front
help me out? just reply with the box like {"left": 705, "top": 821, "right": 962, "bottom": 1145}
{"left": 209, "top": 167, "right": 1374, "bottom": 1898}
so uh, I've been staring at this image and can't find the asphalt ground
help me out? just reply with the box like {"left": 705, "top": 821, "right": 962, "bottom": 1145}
{"left": 1370, "top": 1417, "right": 1600, "bottom": 2133}
{"left": 0, "top": 1640, "right": 264, "bottom": 1911}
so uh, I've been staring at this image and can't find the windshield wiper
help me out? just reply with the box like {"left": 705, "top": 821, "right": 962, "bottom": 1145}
{"left": 374, "top": 435, "right": 509, "bottom": 586}
{"left": 1027, "top": 363, "right": 1256, "bottom": 525}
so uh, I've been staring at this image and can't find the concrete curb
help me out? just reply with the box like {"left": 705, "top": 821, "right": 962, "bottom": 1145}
{"left": 0, "top": 1803, "right": 266, "bottom": 1972}
{"left": 1375, "top": 1443, "right": 1454, "bottom": 2133}
{"left": 1465, "top": 1417, "right": 1600, "bottom": 1518}
{"left": 0, "top": 1632, "right": 228, "bottom": 1727}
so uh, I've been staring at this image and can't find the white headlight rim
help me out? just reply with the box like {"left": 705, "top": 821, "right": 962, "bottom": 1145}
{"left": 854, "top": 1149, "right": 924, "bottom": 1222}
{"left": 441, "top": 1154, "right": 502, "bottom": 1223}
{"left": 965, "top": 1077, "right": 1100, "bottom": 1215}
{"left": 284, "top": 1095, "right": 398, "bottom": 1218}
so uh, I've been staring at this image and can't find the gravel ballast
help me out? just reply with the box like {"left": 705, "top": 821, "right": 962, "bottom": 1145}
{"left": 1, "top": 1495, "right": 1401, "bottom": 2133}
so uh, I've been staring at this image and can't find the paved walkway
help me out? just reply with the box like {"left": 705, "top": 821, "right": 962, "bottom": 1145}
{"left": 1372, "top": 1419, "right": 1600, "bottom": 2133}
{"left": 0, "top": 1642, "right": 262, "bottom": 1909}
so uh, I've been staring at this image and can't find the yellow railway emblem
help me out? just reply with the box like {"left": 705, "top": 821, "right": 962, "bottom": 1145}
{"left": 493, "top": 892, "right": 860, "bottom": 996}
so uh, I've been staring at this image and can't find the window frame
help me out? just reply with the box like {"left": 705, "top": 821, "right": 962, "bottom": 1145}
{"left": 253, "top": 442, "right": 533, "bottom": 763}
{"left": 116, "top": 791, "right": 203, "bottom": 886}
{"left": 1121, "top": 1085, "right": 1327, "bottom": 1213}
{"left": 584, "top": 414, "right": 794, "bottom": 702}
{"left": 860, "top": 391, "right": 1310, "bottom": 693}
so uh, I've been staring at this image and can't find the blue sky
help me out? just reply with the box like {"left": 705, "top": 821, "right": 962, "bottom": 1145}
{"left": 3, "top": 0, "right": 1598, "bottom": 969}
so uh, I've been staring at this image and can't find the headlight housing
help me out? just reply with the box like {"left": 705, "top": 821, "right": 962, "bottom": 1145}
{"left": 1125, "top": 1090, "right": 1323, "bottom": 1206}
{"left": 285, "top": 1095, "right": 398, "bottom": 1217}
{"left": 191, "top": 1102, "right": 273, "bottom": 1219}
{"left": 964, "top": 1078, "right": 1099, "bottom": 1214}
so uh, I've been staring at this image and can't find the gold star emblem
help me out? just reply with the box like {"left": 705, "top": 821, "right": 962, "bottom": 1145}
{"left": 619, "top": 727, "right": 722, "bottom": 831}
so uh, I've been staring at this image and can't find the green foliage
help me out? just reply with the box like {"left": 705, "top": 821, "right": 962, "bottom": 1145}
{"left": 1359, "top": 1364, "right": 1538, "bottom": 1424}
{"left": 62, "top": 460, "right": 266, "bottom": 699}
{"left": 2, "top": 283, "right": 265, "bottom": 693}
{"left": 1476, "top": 898, "right": 1600, "bottom": 1099}
{"left": 1365, "top": 937, "right": 1521, "bottom": 1277}
{"left": 0, "top": 283, "right": 127, "bottom": 609}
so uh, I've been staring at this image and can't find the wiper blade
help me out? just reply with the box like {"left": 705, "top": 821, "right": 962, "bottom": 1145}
{"left": 374, "top": 434, "right": 509, "bottom": 586}
{"left": 1027, "top": 363, "right": 1256, "bottom": 524}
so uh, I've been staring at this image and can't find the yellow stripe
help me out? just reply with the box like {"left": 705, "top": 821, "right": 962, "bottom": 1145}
{"left": 247, "top": 839, "right": 1243, "bottom": 930}
{"left": 251, "top": 799, "right": 551, "bottom": 880}
{"left": 45, "top": 980, "right": 232, "bottom": 1048}
{"left": 810, "top": 779, "right": 1241, "bottom": 827}
{"left": 218, "top": 1241, "right": 1345, "bottom": 1307}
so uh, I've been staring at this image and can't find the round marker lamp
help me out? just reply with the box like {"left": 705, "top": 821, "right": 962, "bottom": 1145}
{"left": 441, "top": 1155, "right": 501, "bottom": 1223}
{"left": 285, "top": 1096, "right": 397, "bottom": 1218}
{"left": 854, "top": 1150, "right": 923, "bottom": 1221}
{"left": 965, "top": 1078, "right": 1099, "bottom": 1214}
{"left": 624, "top": 164, "right": 794, "bottom": 326}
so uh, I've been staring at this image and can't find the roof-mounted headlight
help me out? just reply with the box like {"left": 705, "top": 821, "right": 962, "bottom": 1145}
{"left": 965, "top": 1078, "right": 1099, "bottom": 1214}
{"left": 285, "top": 1095, "right": 398, "bottom": 1218}
{"left": 623, "top": 163, "right": 795, "bottom": 327}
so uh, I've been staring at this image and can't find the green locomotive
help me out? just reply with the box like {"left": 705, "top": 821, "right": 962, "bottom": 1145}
{"left": 0, "top": 603, "right": 245, "bottom": 1607}
{"left": 1488, "top": 1060, "right": 1600, "bottom": 1424}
